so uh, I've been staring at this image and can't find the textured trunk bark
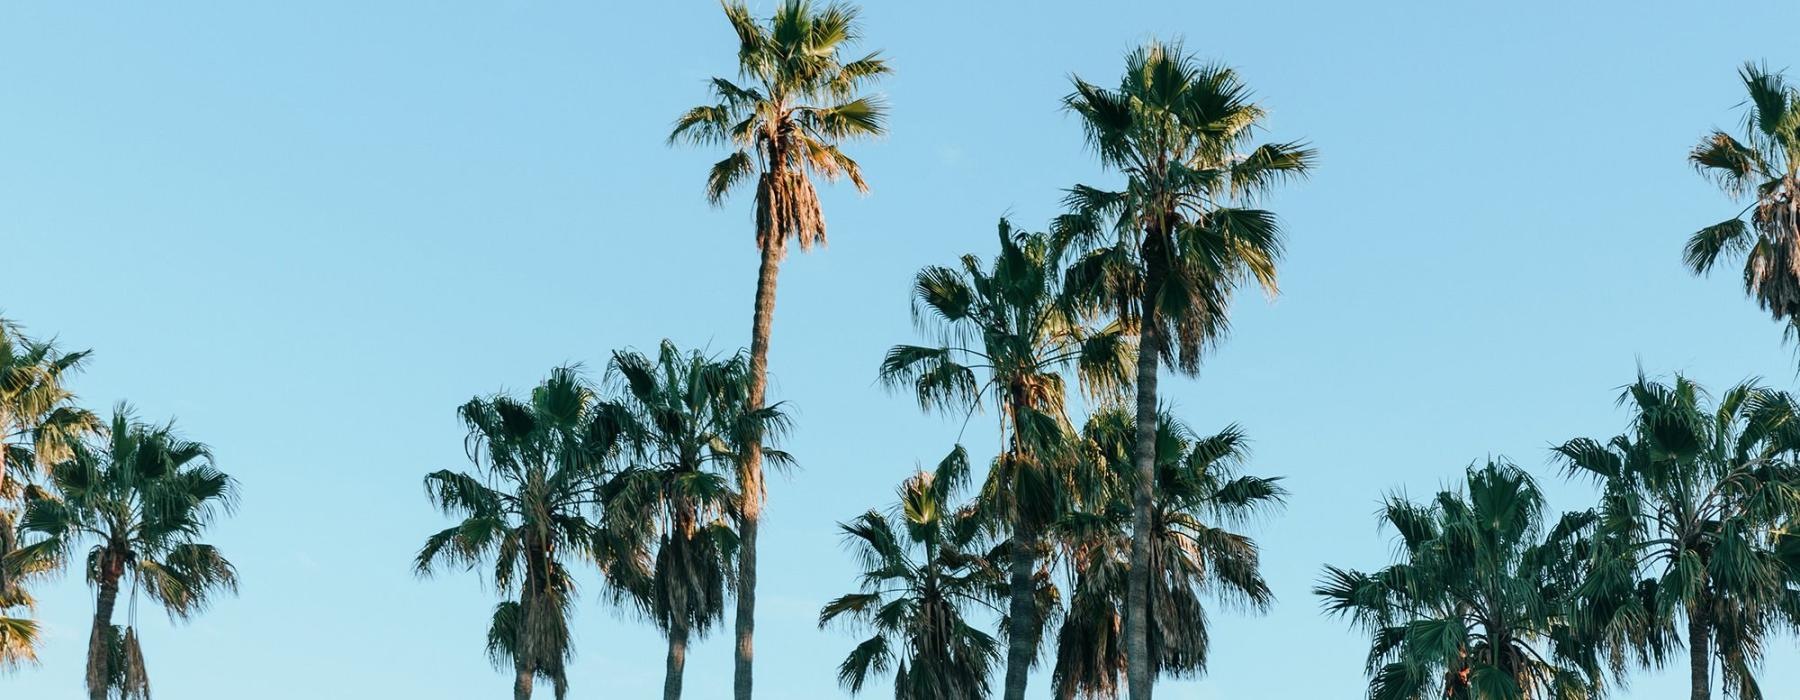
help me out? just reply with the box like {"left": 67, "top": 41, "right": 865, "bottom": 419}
{"left": 514, "top": 661, "right": 534, "bottom": 700}
{"left": 1689, "top": 602, "right": 1711, "bottom": 700}
{"left": 87, "top": 562, "right": 120, "bottom": 700}
{"left": 734, "top": 233, "right": 782, "bottom": 700}
{"left": 665, "top": 621, "right": 690, "bottom": 700}
{"left": 1125, "top": 294, "right": 1161, "bottom": 700}
{"left": 1002, "top": 524, "right": 1041, "bottom": 700}
{"left": 514, "top": 584, "right": 535, "bottom": 700}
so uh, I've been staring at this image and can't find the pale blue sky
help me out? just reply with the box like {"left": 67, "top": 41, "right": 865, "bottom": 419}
{"left": 5, "top": 1, "right": 1800, "bottom": 697}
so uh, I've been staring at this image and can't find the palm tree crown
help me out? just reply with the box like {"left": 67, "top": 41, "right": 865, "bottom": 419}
{"left": 670, "top": 0, "right": 889, "bottom": 252}
{"left": 1061, "top": 40, "right": 1314, "bottom": 370}
{"left": 1555, "top": 375, "right": 1800, "bottom": 700}
{"left": 819, "top": 447, "right": 1003, "bottom": 699}
{"left": 1317, "top": 459, "right": 1603, "bottom": 700}
{"left": 1685, "top": 64, "right": 1800, "bottom": 325}
{"left": 1053, "top": 408, "right": 1284, "bottom": 698}
{"left": 416, "top": 366, "right": 637, "bottom": 700}
{"left": 0, "top": 317, "right": 99, "bottom": 497}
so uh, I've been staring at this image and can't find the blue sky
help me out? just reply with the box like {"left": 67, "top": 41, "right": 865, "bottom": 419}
{"left": 5, "top": 1, "right": 1800, "bottom": 697}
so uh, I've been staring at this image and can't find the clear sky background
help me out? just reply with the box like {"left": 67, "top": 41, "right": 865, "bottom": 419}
{"left": 5, "top": 1, "right": 1800, "bottom": 697}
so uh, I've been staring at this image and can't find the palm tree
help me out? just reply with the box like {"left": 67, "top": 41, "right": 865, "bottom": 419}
{"left": 1684, "top": 64, "right": 1800, "bottom": 327}
{"left": 601, "top": 341, "right": 790, "bottom": 700}
{"left": 1553, "top": 375, "right": 1800, "bottom": 700}
{"left": 416, "top": 367, "right": 639, "bottom": 700}
{"left": 880, "top": 218, "right": 1132, "bottom": 700}
{"left": 670, "top": 4, "right": 889, "bottom": 695}
{"left": 0, "top": 508, "right": 45, "bottom": 671}
{"left": 12, "top": 406, "right": 237, "bottom": 700}
{"left": 819, "top": 447, "right": 1004, "bottom": 698}
{"left": 1060, "top": 39, "right": 1314, "bottom": 698}
{"left": 1050, "top": 407, "right": 1283, "bottom": 698}
{"left": 0, "top": 318, "right": 98, "bottom": 671}
{"left": 1316, "top": 459, "right": 1604, "bottom": 700}
{"left": 0, "top": 317, "right": 99, "bottom": 496}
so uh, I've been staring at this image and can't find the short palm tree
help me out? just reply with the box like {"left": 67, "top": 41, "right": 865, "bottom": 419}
{"left": 0, "top": 317, "right": 99, "bottom": 496}
{"left": 1051, "top": 407, "right": 1283, "bottom": 698}
{"left": 670, "top": 4, "right": 888, "bottom": 694}
{"left": 416, "top": 367, "right": 638, "bottom": 700}
{"left": 819, "top": 447, "right": 1003, "bottom": 699}
{"left": 13, "top": 407, "right": 237, "bottom": 700}
{"left": 601, "top": 341, "right": 789, "bottom": 700}
{"left": 1554, "top": 375, "right": 1800, "bottom": 700}
{"left": 1061, "top": 39, "right": 1314, "bottom": 697}
{"left": 1684, "top": 64, "right": 1800, "bottom": 326}
{"left": 880, "top": 218, "right": 1132, "bottom": 700}
{"left": 1317, "top": 459, "right": 1604, "bottom": 700}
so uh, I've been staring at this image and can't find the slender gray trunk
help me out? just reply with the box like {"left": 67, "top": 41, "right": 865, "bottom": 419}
{"left": 87, "top": 565, "right": 120, "bottom": 700}
{"left": 1125, "top": 300, "right": 1161, "bottom": 700}
{"left": 735, "top": 235, "right": 782, "bottom": 700}
{"left": 1689, "top": 601, "right": 1711, "bottom": 700}
{"left": 665, "top": 621, "right": 690, "bottom": 700}
{"left": 1003, "top": 525, "right": 1040, "bottom": 700}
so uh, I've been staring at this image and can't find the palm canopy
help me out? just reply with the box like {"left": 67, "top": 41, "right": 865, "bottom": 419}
{"left": 1554, "top": 375, "right": 1800, "bottom": 700}
{"left": 416, "top": 366, "right": 637, "bottom": 699}
{"left": 880, "top": 218, "right": 1132, "bottom": 529}
{"left": 13, "top": 406, "right": 237, "bottom": 699}
{"left": 670, "top": 0, "right": 889, "bottom": 252}
{"left": 1685, "top": 64, "right": 1800, "bottom": 323}
{"left": 819, "top": 447, "right": 1003, "bottom": 699}
{"left": 1051, "top": 407, "right": 1284, "bottom": 698}
{"left": 1059, "top": 39, "right": 1314, "bottom": 370}
{"left": 1317, "top": 459, "right": 1603, "bottom": 700}
{"left": 598, "top": 340, "right": 790, "bottom": 698}
{"left": 0, "top": 317, "right": 99, "bottom": 496}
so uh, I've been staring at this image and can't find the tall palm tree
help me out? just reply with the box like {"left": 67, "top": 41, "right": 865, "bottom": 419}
{"left": 12, "top": 407, "right": 237, "bottom": 700}
{"left": 1553, "top": 375, "right": 1800, "bottom": 700}
{"left": 670, "top": 4, "right": 888, "bottom": 695}
{"left": 880, "top": 218, "right": 1132, "bottom": 700}
{"left": 1050, "top": 407, "right": 1283, "bottom": 698}
{"left": 416, "top": 367, "right": 639, "bottom": 700}
{"left": 601, "top": 341, "right": 790, "bottom": 700}
{"left": 1317, "top": 459, "right": 1604, "bottom": 700}
{"left": 1060, "top": 39, "right": 1314, "bottom": 698}
{"left": 820, "top": 447, "right": 1004, "bottom": 698}
{"left": 1684, "top": 64, "right": 1800, "bottom": 327}
{"left": 0, "top": 317, "right": 99, "bottom": 496}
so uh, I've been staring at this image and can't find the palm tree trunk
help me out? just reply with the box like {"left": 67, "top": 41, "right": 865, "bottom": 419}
{"left": 513, "top": 661, "right": 534, "bottom": 700}
{"left": 734, "top": 235, "right": 782, "bottom": 700}
{"left": 87, "top": 565, "right": 120, "bottom": 700}
{"left": 665, "top": 620, "right": 690, "bottom": 700}
{"left": 1689, "top": 601, "right": 1711, "bottom": 700}
{"left": 1125, "top": 296, "right": 1161, "bottom": 700}
{"left": 1003, "top": 525, "right": 1041, "bottom": 700}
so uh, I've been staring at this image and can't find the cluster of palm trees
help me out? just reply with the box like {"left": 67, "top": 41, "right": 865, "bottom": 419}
{"left": 417, "top": 345, "right": 789, "bottom": 700}
{"left": 423, "top": 2, "right": 1314, "bottom": 698}
{"left": 0, "top": 317, "right": 239, "bottom": 700}
{"left": 13, "top": 2, "right": 1800, "bottom": 699}
{"left": 420, "top": 3, "right": 1800, "bottom": 700}
{"left": 1320, "top": 375, "right": 1800, "bottom": 700}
